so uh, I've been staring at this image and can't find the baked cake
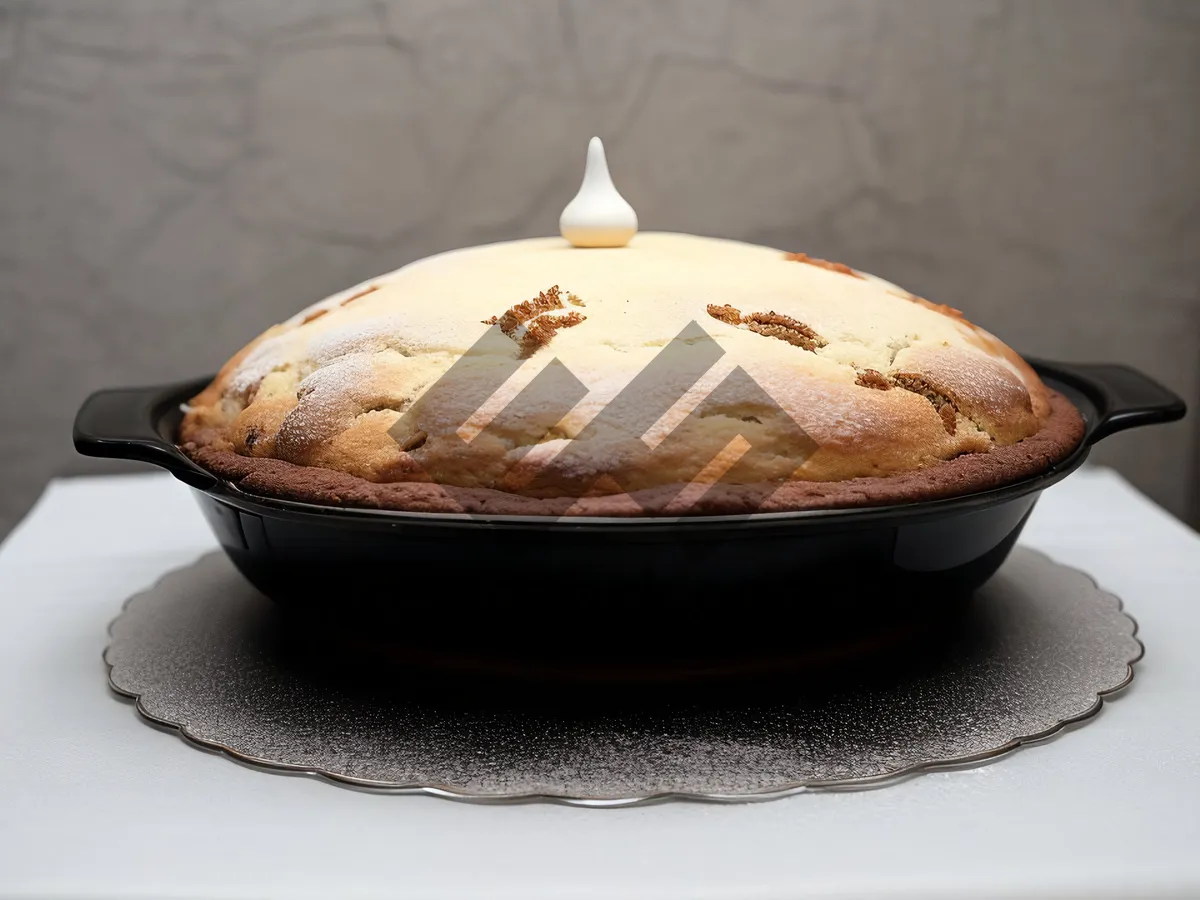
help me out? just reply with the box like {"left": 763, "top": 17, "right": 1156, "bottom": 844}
{"left": 180, "top": 137, "right": 1081, "bottom": 516}
{"left": 179, "top": 230, "right": 1084, "bottom": 517}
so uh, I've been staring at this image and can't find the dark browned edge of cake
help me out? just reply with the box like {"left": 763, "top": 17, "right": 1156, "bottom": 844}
{"left": 180, "top": 389, "right": 1085, "bottom": 518}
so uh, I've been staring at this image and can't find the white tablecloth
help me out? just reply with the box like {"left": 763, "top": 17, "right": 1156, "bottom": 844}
{"left": 1, "top": 469, "right": 1198, "bottom": 900}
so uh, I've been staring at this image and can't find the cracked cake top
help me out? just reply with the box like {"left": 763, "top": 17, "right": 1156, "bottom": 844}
{"left": 178, "top": 231, "right": 1083, "bottom": 516}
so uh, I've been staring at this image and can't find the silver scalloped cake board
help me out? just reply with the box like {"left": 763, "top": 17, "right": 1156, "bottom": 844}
{"left": 103, "top": 547, "right": 1141, "bottom": 807}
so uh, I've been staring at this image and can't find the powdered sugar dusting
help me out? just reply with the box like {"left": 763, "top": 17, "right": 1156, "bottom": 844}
{"left": 227, "top": 309, "right": 482, "bottom": 402}
{"left": 274, "top": 354, "right": 378, "bottom": 460}
{"left": 228, "top": 332, "right": 301, "bottom": 397}
{"left": 308, "top": 313, "right": 479, "bottom": 366}
{"left": 307, "top": 314, "right": 406, "bottom": 364}
{"left": 188, "top": 232, "right": 1051, "bottom": 494}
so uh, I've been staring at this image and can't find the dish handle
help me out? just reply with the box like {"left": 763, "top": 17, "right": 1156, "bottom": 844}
{"left": 1033, "top": 360, "right": 1187, "bottom": 444}
{"left": 73, "top": 380, "right": 219, "bottom": 490}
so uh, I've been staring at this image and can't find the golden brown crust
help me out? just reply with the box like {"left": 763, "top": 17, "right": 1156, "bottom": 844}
{"left": 182, "top": 390, "right": 1084, "bottom": 517}
{"left": 784, "top": 252, "right": 864, "bottom": 279}
{"left": 904, "top": 293, "right": 966, "bottom": 321}
{"left": 340, "top": 284, "right": 379, "bottom": 307}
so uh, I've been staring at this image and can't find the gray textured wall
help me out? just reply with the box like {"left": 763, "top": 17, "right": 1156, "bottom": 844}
{"left": 1, "top": 0, "right": 1198, "bottom": 537}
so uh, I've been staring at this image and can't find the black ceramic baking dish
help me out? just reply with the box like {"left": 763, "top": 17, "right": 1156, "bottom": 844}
{"left": 75, "top": 360, "right": 1183, "bottom": 649}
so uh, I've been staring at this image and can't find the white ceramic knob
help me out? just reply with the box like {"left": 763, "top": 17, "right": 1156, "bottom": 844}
{"left": 559, "top": 137, "right": 638, "bottom": 248}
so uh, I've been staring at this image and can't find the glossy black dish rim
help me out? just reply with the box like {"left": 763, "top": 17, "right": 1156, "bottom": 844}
{"left": 74, "top": 359, "right": 1186, "bottom": 533}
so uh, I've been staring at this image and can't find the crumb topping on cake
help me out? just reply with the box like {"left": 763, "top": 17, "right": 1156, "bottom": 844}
{"left": 483, "top": 285, "right": 588, "bottom": 357}
{"left": 705, "top": 304, "right": 826, "bottom": 352}
{"left": 855, "top": 369, "right": 892, "bottom": 391}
